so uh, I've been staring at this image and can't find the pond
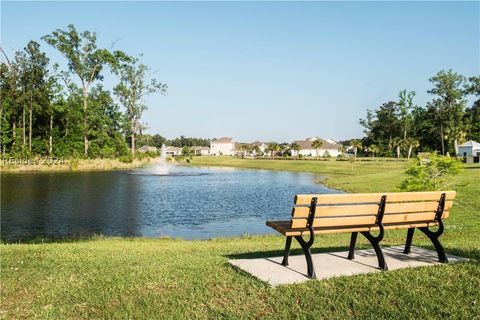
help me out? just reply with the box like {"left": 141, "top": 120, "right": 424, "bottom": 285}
{"left": 1, "top": 165, "right": 339, "bottom": 242}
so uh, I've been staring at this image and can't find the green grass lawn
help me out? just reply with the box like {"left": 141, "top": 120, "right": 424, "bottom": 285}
{"left": 1, "top": 158, "right": 479, "bottom": 319}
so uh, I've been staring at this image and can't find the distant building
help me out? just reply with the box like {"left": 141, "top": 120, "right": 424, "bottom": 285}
{"left": 292, "top": 137, "right": 341, "bottom": 157}
{"left": 165, "top": 146, "right": 182, "bottom": 156}
{"left": 138, "top": 145, "right": 157, "bottom": 153}
{"left": 210, "top": 137, "right": 235, "bottom": 156}
{"left": 190, "top": 146, "right": 210, "bottom": 156}
{"left": 458, "top": 140, "right": 480, "bottom": 157}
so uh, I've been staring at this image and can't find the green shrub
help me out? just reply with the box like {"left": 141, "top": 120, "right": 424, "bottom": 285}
{"left": 69, "top": 158, "right": 79, "bottom": 171}
{"left": 88, "top": 143, "right": 101, "bottom": 158}
{"left": 135, "top": 151, "right": 158, "bottom": 160}
{"left": 398, "top": 153, "right": 462, "bottom": 191}
{"left": 100, "top": 145, "right": 116, "bottom": 158}
{"left": 119, "top": 154, "right": 134, "bottom": 163}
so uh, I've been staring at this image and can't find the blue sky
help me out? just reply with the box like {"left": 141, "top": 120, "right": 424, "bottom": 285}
{"left": 2, "top": 1, "right": 479, "bottom": 142}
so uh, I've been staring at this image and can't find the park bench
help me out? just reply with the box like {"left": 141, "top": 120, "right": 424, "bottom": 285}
{"left": 266, "top": 191, "right": 456, "bottom": 279}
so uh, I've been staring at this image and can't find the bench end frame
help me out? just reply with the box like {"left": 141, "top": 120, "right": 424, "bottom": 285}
{"left": 403, "top": 192, "right": 448, "bottom": 263}
{"left": 348, "top": 195, "right": 388, "bottom": 271}
{"left": 419, "top": 192, "right": 449, "bottom": 263}
{"left": 282, "top": 197, "right": 318, "bottom": 279}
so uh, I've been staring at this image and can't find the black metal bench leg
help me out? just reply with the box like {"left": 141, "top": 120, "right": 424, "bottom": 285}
{"left": 361, "top": 231, "right": 388, "bottom": 271}
{"left": 348, "top": 232, "right": 358, "bottom": 260}
{"left": 418, "top": 227, "right": 448, "bottom": 263}
{"left": 294, "top": 236, "right": 316, "bottom": 279}
{"left": 404, "top": 228, "right": 415, "bottom": 254}
{"left": 281, "top": 236, "right": 292, "bottom": 266}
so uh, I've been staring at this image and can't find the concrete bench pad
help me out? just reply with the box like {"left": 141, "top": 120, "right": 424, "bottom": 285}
{"left": 229, "top": 246, "right": 468, "bottom": 286}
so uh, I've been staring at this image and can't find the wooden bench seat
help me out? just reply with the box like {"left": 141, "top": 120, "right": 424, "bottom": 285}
{"left": 266, "top": 191, "right": 456, "bottom": 278}
{"left": 266, "top": 220, "right": 441, "bottom": 236}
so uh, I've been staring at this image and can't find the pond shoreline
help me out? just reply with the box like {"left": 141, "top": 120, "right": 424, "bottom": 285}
{"left": 0, "top": 157, "right": 159, "bottom": 173}
{"left": 1, "top": 165, "right": 332, "bottom": 242}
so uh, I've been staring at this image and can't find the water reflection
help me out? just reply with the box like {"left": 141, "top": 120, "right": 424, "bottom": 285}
{"left": 1, "top": 166, "right": 339, "bottom": 241}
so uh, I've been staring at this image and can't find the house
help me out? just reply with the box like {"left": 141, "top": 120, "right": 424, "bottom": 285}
{"left": 291, "top": 137, "right": 341, "bottom": 157}
{"left": 190, "top": 146, "right": 210, "bottom": 156}
{"left": 165, "top": 146, "right": 182, "bottom": 156}
{"left": 457, "top": 140, "right": 480, "bottom": 157}
{"left": 210, "top": 137, "right": 235, "bottom": 156}
{"left": 138, "top": 145, "right": 157, "bottom": 153}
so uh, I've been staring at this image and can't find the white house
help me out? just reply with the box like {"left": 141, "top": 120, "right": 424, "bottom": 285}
{"left": 292, "top": 137, "right": 341, "bottom": 157}
{"left": 165, "top": 146, "right": 182, "bottom": 156}
{"left": 457, "top": 140, "right": 480, "bottom": 157}
{"left": 190, "top": 146, "right": 210, "bottom": 156}
{"left": 210, "top": 137, "right": 235, "bottom": 156}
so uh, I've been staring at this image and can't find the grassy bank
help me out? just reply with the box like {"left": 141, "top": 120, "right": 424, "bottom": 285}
{"left": 188, "top": 156, "right": 411, "bottom": 192}
{"left": 0, "top": 157, "right": 158, "bottom": 173}
{"left": 1, "top": 158, "right": 479, "bottom": 319}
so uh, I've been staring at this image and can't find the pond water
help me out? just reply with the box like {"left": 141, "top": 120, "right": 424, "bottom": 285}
{"left": 1, "top": 165, "right": 339, "bottom": 241}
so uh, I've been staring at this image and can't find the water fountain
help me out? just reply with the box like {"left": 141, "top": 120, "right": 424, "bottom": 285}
{"left": 134, "top": 144, "right": 207, "bottom": 176}
{"left": 152, "top": 144, "right": 173, "bottom": 175}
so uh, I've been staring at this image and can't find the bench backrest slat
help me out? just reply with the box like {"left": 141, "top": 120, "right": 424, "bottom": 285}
{"left": 290, "top": 191, "right": 455, "bottom": 229}
{"left": 385, "top": 201, "right": 453, "bottom": 214}
{"left": 294, "top": 191, "right": 456, "bottom": 205}
{"left": 292, "top": 215, "right": 377, "bottom": 228}
{"left": 291, "top": 201, "right": 453, "bottom": 218}
{"left": 383, "top": 211, "right": 450, "bottom": 224}
{"left": 292, "top": 204, "right": 378, "bottom": 218}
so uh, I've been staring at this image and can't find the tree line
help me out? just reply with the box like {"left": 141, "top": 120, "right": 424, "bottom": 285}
{"left": 136, "top": 134, "right": 210, "bottom": 149}
{"left": 3, "top": 26, "right": 478, "bottom": 162}
{"left": 1, "top": 24, "right": 166, "bottom": 159}
{"left": 359, "top": 70, "right": 479, "bottom": 158}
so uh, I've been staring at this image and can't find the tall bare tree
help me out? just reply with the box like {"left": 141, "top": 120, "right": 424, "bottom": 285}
{"left": 428, "top": 70, "right": 467, "bottom": 155}
{"left": 0, "top": 48, "right": 21, "bottom": 153}
{"left": 42, "top": 25, "right": 114, "bottom": 156}
{"left": 113, "top": 55, "right": 167, "bottom": 155}
{"left": 398, "top": 89, "right": 416, "bottom": 157}
{"left": 18, "top": 41, "right": 50, "bottom": 152}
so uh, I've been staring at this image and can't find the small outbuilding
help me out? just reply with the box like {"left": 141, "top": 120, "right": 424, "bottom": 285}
{"left": 457, "top": 140, "right": 480, "bottom": 157}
